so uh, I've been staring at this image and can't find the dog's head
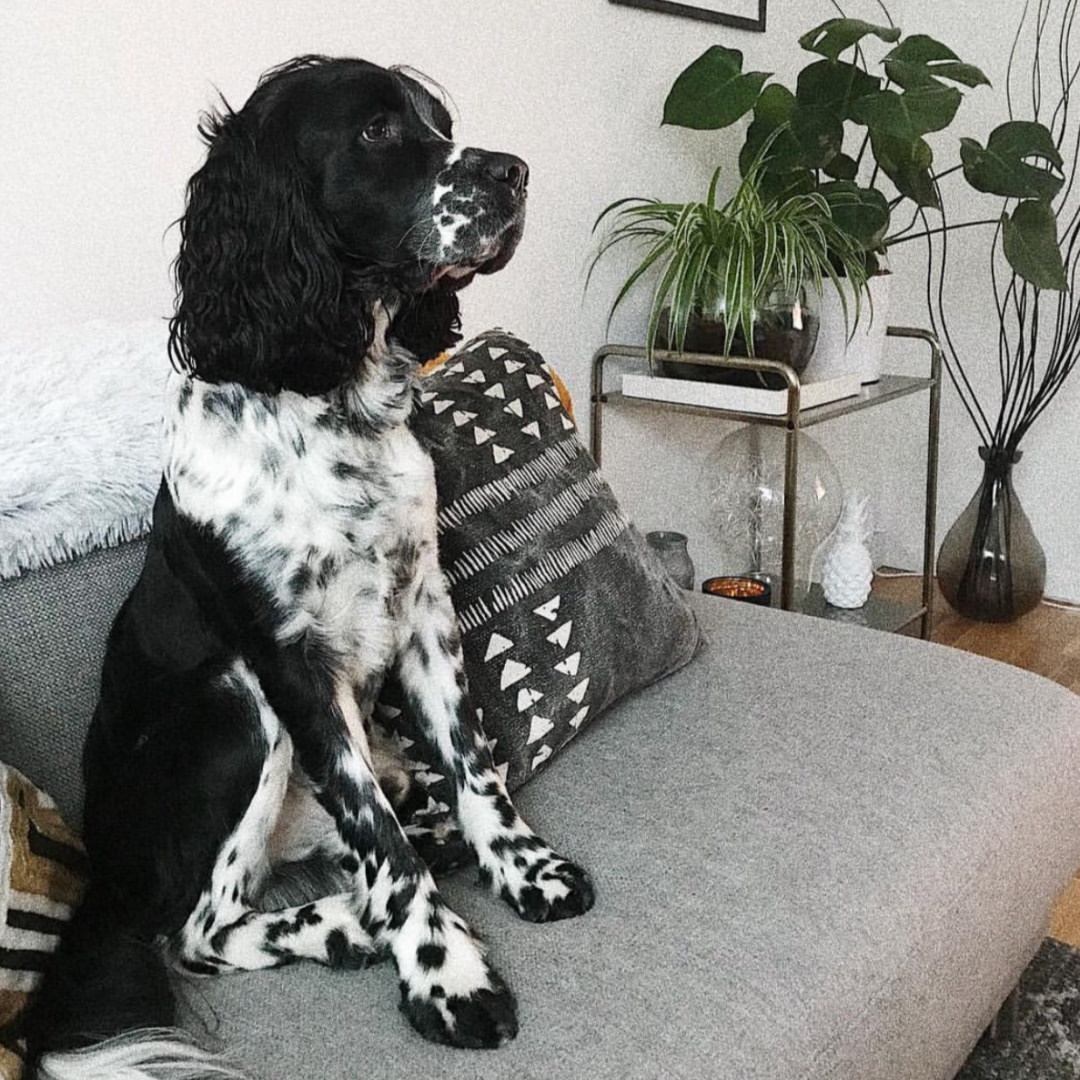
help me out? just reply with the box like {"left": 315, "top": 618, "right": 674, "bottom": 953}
{"left": 169, "top": 56, "right": 528, "bottom": 395}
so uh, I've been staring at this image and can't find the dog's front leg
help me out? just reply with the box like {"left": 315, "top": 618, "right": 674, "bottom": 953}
{"left": 255, "top": 638, "right": 518, "bottom": 1048}
{"left": 397, "top": 570, "right": 595, "bottom": 923}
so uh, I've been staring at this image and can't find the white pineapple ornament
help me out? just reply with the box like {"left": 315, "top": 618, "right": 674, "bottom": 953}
{"left": 821, "top": 493, "right": 874, "bottom": 608}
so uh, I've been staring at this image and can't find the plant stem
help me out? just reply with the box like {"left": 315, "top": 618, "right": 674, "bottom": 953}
{"left": 875, "top": 0, "right": 897, "bottom": 29}
{"left": 931, "top": 164, "right": 965, "bottom": 184}
{"left": 922, "top": 200, "right": 996, "bottom": 444}
{"left": 887, "top": 218, "right": 1002, "bottom": 246}
{"left": 1008, "top": 1, "right": 1032, "bottom": 120}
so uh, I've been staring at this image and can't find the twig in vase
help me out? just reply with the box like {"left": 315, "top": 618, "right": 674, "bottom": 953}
{"left": 927, "top": 0, "right": 1080, "bottom": 458}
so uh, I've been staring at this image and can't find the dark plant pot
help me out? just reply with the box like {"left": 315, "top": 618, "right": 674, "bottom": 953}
{"left": 655, "top": 305, "right": 820, "bottom": 390}
{"left": 936, "top": 447, "right": 1046, "bottom": 622}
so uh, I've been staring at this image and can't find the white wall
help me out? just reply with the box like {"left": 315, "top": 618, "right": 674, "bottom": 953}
{"left": 3, "top": 0, "right": 1077, "bottom": 600}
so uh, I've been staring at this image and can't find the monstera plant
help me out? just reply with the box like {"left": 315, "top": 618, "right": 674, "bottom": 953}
{"left": 662, "top": 16, "right": 1067, "bottom": 288}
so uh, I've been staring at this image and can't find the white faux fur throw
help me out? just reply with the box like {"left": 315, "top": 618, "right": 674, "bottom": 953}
{"left": 0, "top": 320, "right": 169, "bottom": 581}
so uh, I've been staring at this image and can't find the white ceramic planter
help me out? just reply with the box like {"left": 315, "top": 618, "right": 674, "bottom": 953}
{"left": 802, "top": 272, "right": 893, "bottom": 385}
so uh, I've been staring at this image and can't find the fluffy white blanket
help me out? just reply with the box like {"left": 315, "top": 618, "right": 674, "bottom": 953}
{"left": 0, "top": 320, "right": 168, "bottom": 580}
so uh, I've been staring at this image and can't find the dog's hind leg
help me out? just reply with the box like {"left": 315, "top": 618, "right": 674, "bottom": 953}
{"left": 174, "top": 663, "right": 376, "bottom": 974}
{"left": 396, "top": 568, "right": 595, "bottom": 924}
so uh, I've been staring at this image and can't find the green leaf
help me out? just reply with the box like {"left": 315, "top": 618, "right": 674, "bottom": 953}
{"left": 754, "top": 82, "right": 797, "bottom": 127}
{"left": 824, "top": 153, "right": 859, "bottom": 181}
{"left": 885, "top": 58, "right": 992, "bottom": 91}
{"left": 883, "top": 35, "right": 991, "bottom": 89}
{"left": 755, "top": 166, "right": 818, "bottom": 204}
{"left": 960, "top": 121, "right": 1066, "bottom": 201}
{"left": 883, "top": 34, "right": 959, "bottom": 63}
{"left": 663, "top": 46, "right": 771, "bottom": 130}
{"left": 787, "top": 104, "right": 844, "bottom": 170}
{"left": 796, "top": 59, "right": 881, "bottom": 119}
{"left": 740, "top": 82, "right": 843, "bottom": 175}
{"left": 740, "top": 84, "right": 800, "bottom": 173}
{"left": 819, "top": 181, "right": 891, "bottom": 249}
{"left": 1002, "top": 200, "right": 1067, "bottom": 289}
{"left": 799, "top": 18, "right": 901, "bottom": 61}
{"left": 852, "top": 84, "right": 963, "bottom": 140}
{"left": 871, "top": 130, "right": 940, "bottom": 208}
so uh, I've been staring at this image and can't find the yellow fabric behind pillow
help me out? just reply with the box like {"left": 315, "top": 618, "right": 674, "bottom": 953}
{"left": 420, "top": 347, "right": 575, "bottom": 420}
{"left": 0, "top": 765, "right": 86, "bottom": 1079}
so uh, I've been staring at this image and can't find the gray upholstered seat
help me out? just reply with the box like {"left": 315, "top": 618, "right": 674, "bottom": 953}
{"left": 6, "top": 544, "right": 1074, "bottom": 1080}
{"left": 188, "top": 591, "right": 1080, "bottom": 1079}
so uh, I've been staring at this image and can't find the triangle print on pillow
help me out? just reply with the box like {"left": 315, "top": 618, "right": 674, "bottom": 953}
{"left": 381, "top": 331, "right": 701, "bottom": 860}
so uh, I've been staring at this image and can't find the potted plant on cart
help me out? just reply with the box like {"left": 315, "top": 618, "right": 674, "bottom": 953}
{"left": 638, "top": 12, "right": 1066, "bottom": 383}
{"left": 589, "top": 143, "right": 873, "bottom": 389}
{"left": 593, "top": 4, "right": 1076, "bottom": 621}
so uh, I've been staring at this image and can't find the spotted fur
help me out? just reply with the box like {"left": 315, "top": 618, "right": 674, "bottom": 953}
{"left": 27, "top": 56, "right": 591, "bottom": 1078}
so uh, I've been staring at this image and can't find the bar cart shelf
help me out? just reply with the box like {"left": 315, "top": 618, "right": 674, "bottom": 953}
{"left": 589, "top": 326, "right": 943, "bottom": 639}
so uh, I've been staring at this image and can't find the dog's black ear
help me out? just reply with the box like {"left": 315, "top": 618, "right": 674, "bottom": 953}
{"left": 168, "top": 107, "right": 371, "bottom": 395}
{"left": 394, "top": 288, "right": 462, "bottom": 364}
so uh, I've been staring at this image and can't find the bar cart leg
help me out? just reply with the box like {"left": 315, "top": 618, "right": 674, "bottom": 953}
{"left": 590, "top": 346, "right": 614, "bottom": 467}
{"left": 780, "top": 423, "right": 800, "bottom": 611}
{"left": 920, "top": 339, "right": 943, "bottom": 640}
{"left": 884, "top": 327, "right": 943, "bottom": 642}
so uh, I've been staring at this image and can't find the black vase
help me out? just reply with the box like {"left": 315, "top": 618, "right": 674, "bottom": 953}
{"left": 645, "top": 531, "right": 695, "bottom": 590}
{"left": 936, "top": 447, "right": 1046, "bottom": 622}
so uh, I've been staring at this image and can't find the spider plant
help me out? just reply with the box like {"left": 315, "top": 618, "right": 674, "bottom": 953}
{"left": 589, "top": 150, "right": 873, "bottom": 362}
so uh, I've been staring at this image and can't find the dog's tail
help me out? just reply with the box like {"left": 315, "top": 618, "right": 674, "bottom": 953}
{"left": 34, "top": 1032, "right": 245, "bottom": 1080}
{"left": 26, "top": 888, "right": 246, "bottom": 1080}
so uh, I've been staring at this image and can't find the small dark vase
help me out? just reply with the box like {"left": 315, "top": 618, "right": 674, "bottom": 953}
{"left": 936, "top": 447, "right": 1046, "bottom": 622}
{"left": 645, "top": 530, "right": 695, "bottom": 590}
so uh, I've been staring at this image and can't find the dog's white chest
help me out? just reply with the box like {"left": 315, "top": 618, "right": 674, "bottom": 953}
{"left": 164, "top": 372, "right": 435, "bottom": 662}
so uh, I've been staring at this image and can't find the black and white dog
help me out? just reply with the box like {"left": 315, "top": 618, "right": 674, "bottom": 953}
{"left": 28, "top": 56, "right": 593, "bottom": 1078}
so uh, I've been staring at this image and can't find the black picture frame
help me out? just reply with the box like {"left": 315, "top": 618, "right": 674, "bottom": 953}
{"left": 610, "top": 0, "right": 767, "bottom": 33}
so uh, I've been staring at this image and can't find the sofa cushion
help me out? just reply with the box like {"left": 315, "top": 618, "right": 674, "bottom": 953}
{"left": 0, "top": 542, "right": 148, "bottom": 829}
{"left": 0, "top": 763, "right": 87, "bottom": 1079}
{"left": 380, "top": 331, "right": 700, "bottom": 863}
{"left": 189, "top": 593, "right": 1080, "bottom": 1080}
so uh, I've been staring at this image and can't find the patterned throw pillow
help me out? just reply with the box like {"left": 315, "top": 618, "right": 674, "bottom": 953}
{"left": 383, "top": 331, "right": 701, "bottom": 865}
{"left": 0, "top": 763, "right": 87, "bottom": 1080}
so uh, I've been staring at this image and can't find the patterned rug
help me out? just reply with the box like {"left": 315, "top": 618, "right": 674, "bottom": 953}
{"left": 957, "top": 938, "right": 1080, "bottom": 1078}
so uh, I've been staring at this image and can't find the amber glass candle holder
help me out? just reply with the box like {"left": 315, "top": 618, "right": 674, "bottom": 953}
{"left": 701, "top": 576, "right": 772, "bottom": 606}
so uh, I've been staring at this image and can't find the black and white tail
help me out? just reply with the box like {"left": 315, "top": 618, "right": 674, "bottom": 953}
{"left": 26, "top": 889, "right": 247, "bottom": 1080}
{"left": 34, "top": 1030, "right": 245, "bottom": 1080}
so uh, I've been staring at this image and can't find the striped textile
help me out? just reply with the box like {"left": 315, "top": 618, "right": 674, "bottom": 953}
{"left": 385, "top": 332, "right": 701, "bottom": 869}
{"left": 0, "top": 763, "right": 87, "bottom": 1079}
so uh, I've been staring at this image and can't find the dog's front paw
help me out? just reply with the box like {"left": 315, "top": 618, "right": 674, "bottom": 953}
{"left": 512, "top": 856, "right": 595, "bottom": 922}
{"left": 395, "top": 908, "right": 518, "bottom": 1048}
{"left": 399, "top": 970, "right": 518, "bottom": 1049}
{"left": 481, "top": 845, "right": 595, "bottom": 923}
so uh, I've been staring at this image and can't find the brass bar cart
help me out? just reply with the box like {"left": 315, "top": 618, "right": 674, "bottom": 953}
{"left": 589, "top": 326, "right": 943, "bottom": 639}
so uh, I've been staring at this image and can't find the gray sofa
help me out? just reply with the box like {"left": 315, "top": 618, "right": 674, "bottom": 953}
{"left": 3, "top": 535, "right": 1080, "bottom": 1079}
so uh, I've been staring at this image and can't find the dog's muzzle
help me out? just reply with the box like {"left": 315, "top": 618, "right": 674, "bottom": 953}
{"left": 428, "top": 148, "right": 528, "bottom": 287}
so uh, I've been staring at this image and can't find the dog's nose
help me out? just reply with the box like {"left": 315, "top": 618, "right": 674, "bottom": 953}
{"left": 486, "top": 153, "right": 529, "bottom": 196}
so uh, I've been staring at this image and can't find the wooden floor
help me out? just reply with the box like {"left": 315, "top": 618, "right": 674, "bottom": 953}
{"left": 873, "top": 574, "right": 1080, "bottom": 947}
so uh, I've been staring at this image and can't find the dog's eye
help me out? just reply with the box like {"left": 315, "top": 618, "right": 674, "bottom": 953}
{"left": 361, "top": 117, "right": 392, "bottom": 143}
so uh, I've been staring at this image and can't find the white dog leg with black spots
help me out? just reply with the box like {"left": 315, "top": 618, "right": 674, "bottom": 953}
{"left": 178, "top": 892, "right": 377, "bottom": 974}
{"left": 173, "top": 673, "right": 376, "bottom": 973}
{"left": 311, "top": 739, "right": 519, "bottom": 1048}
{"left": 396, "top": 571, "right": 595, "bottom": 923}
{"left": 209, "top": 633, "right": 520, "bottom": 1049}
